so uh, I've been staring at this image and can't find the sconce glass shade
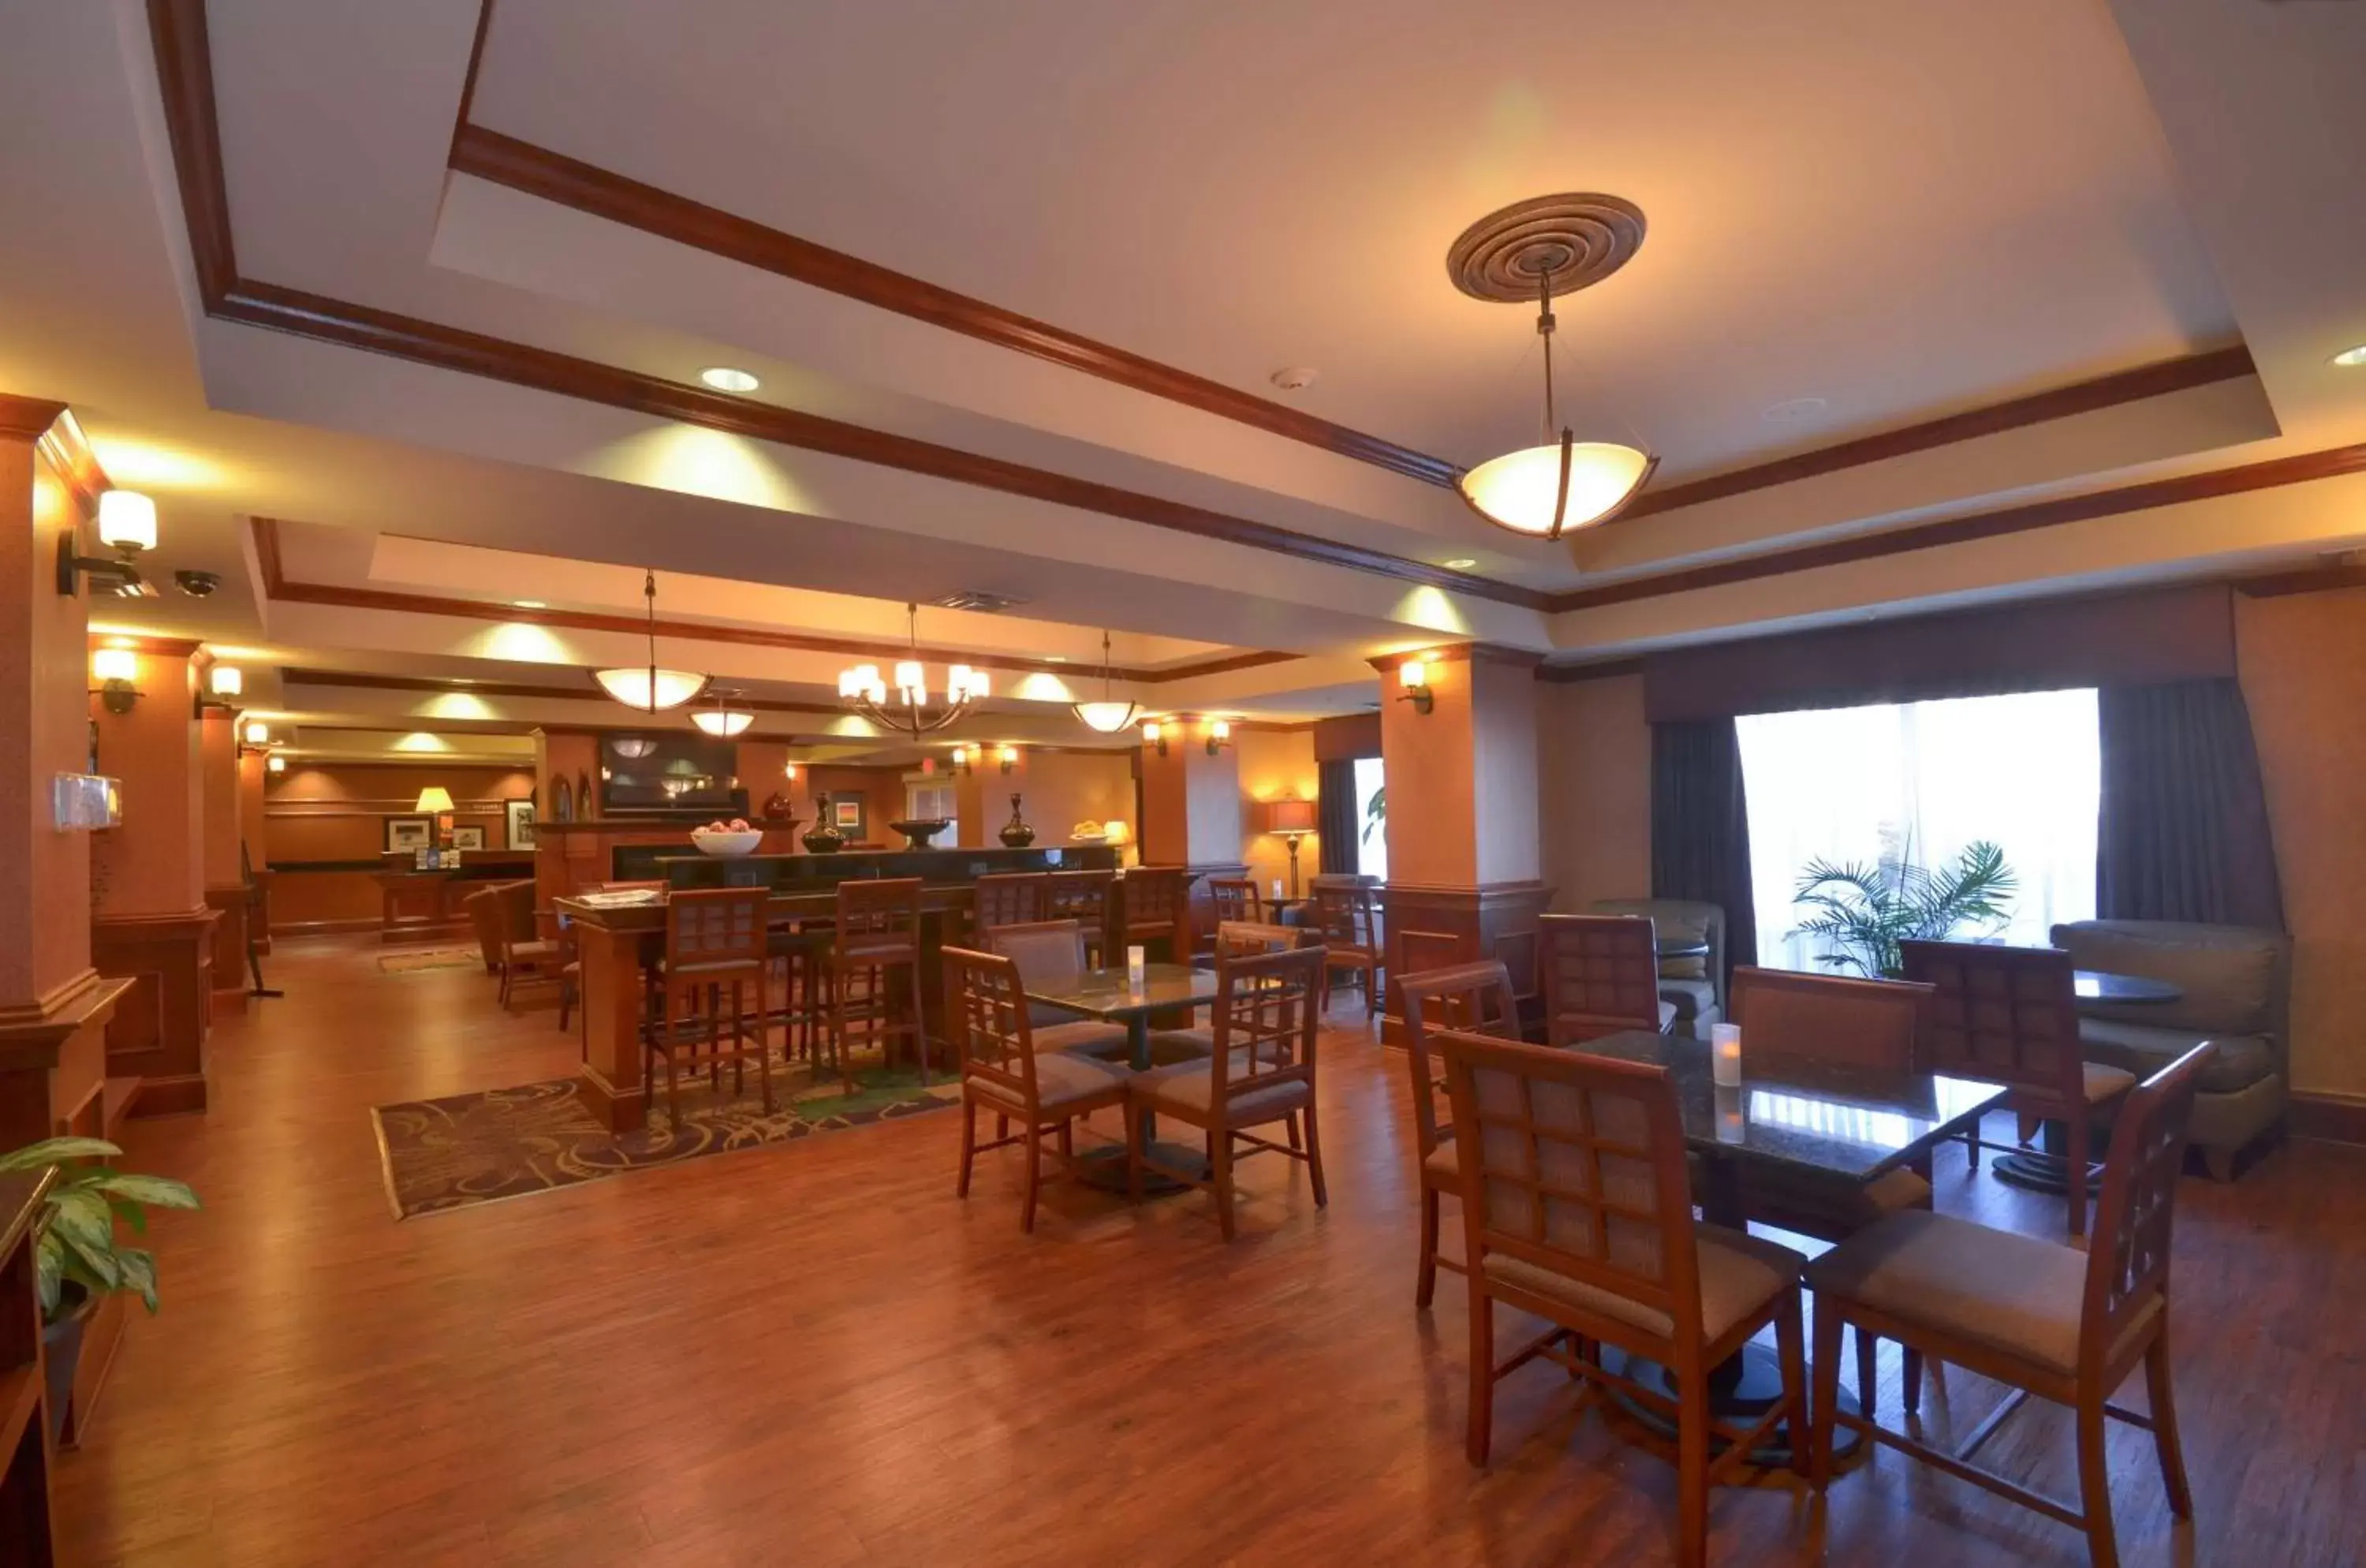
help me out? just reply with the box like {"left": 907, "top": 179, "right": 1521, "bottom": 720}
{"left": 243, "top": 720, "right": 269, "bottom": 745}
{"left": 1399, "top": 658, "right": 1428, "bottom": 692}
{"left": 210, "top": 665, "right": 243, "bottom": 697}
{"left": 91, "top": 648, "right": 137, "bottom": 683}
{"left": 999, "top": 745, "right": 1019, "bottom": 767}
{"left": 1211, "top": 719, "right": 1232, "bottom": 741}
{"left": 1101, "top": 819, "right": 1132, "bottom": 846}
{"left": 266, "top": 753, "right": 286, "bottom": 773}
{"left": 1142, "top": 721, "right": 1162, "bottom": 743}
{"left": 414, "top": 786, "right": 455, "bottom": 814}
{"left": 96, "top": 491, "right": 157, "bottom": 553}
{"left": 592, "top": 665, "right": 709, "bottom": 712}
{"left": 1456, "top": 438, "right": 1653, "bottom": 539}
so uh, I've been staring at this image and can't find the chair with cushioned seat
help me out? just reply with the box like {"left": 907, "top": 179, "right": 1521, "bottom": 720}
{"left": 983, "top": 920, "right": 1134, "bottom": 1058}
{"left": 1435, "top": 1028, "right": 1808, "bottom": 1568}
{"left": 1590, "top": 898, "right": 1727, "bottom": 1039}
{"left": 823, "top": 876, "right": 929, "bottom": 1092}
{"left": 1398, "top": 959, "right": 1521, "bottom": 1309}
{"left": 1807, "top": 1043, "right": 2212, "bottom": 1568}
{"left": 1309, "top": 881, "right": 1384, "bottom": 1020}
{"left": 1124, "top": 943, "right": 1327, "bottom": 1239}
{"left": 1539, "top": 913, "right": 1673, "bottom": 1044}
{"left": 1043, "top": 869, "right": 1115, "bottom": 966}
{"left": 1901, "top": 940, "right": 2135, "bottom": 1238}
{"left": 972, "top": 871, "right": 1047, "bottom": 935}
{"left": 946, "top": 945, "right": 1133, "bottom": 1232}
{"left": 2048, "top": 919, "right": 2291, "bottom": 1181}
{"left": 491, "top": 880, "right": 563, "bottom": 1012}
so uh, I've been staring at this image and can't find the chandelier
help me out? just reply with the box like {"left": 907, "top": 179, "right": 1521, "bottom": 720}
{"left": 1071, "top": 629, "right": 1139, "bottom": 734}
{"left": 838, "top": 603, "right": 987, "bottom": 737}
{"left": 1450, "top": 194, "right": 1656, "bottom": 541}
{"left": 593, "top": 569, "right": 709, "bottom": 713}
{"left": 690, "top": 689, "right": 755, "bottom": 737}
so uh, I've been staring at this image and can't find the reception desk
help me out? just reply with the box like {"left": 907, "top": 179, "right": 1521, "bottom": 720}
{"left": 558, "top": 844, "right": 1147, "bottom": 1133}
{"left": 371, "top": 852, "right": 537, "bottom": 943}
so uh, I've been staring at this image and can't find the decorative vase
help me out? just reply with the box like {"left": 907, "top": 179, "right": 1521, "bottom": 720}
{"left": 762, "top": 790, "right": 793, "bottom": 820}
{"left": 577, "top": 769, "right": 593, "bottom": 818}
{"left": 999, "top": 793, "right": 1036, "bottom": 847}
{"left": 801, "top": 793, "right": 845, "bottom": 854}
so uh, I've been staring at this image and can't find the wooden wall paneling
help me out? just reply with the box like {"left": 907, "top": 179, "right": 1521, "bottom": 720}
{"left": 89, "top": 910, "right": 217, "bottom": 1117}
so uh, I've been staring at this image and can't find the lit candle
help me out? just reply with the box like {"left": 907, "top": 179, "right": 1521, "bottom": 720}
{"left": 1714, "top": 1084, "right": 1746, "bottom": 1144}
{"left": 1126, "top": 943, "right": 1147, "bottom": 984}
{"left": 1711, "top": 1022, "right": 1743, "bottom": 1088}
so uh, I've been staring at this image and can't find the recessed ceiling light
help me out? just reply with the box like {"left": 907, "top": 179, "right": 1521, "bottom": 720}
{"left": 1269, "top": 366, "right": 1319, "bottom": 392}
{"left": 700, "top": 366, "right": 761, "bottom": 392}
{"left": 1763, "top": 396, "right": 1828, "bottom": 422}
{"left": 512, "top": 599, "right": 547, "bottom": 610}
{"left": 2334, "top": 345, "right": 2366, "bottom": 368}
{"left": 1443, "top": 558, "right": 1478, "bottom": 571}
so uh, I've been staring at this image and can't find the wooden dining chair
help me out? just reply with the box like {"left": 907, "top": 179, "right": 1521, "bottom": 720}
{"left": 1212, "top": 920, "right": 1303, "bottom": 958}
{"left": 1434, "top": 1028, "right": 1808, "bottom": 1568}
{"left": 1727, "top": 965, "right": 1937, "bottom": 1416}
{"left": 1207, "top": 876, "right": 1263, "bottom": 927}
{"left": 944, "top": 945, "right": 1132, "bottom": 1233}
{"left": 491, "top": 880, "right": 564, "bottom": 1011}
{"left": 983, "top": 920, "right": 1132, "bottom": 1057}
{"left": 645, "top": 887, "right": 773, "bottom": 1128}
{"left": 1310, "top": 880, "right": 1384, "bottom": 1019}
{"left": 1116, "top": 865, "right": 1192, "bottom": 964}
{"left": 1899, "top": 939, "right": 2136, "bottom": 1238}
{"left": 1125, "top": 943, "right": 1327, "bottom": 1239}
{"left": 1396, "top": 928, "right": 1467, "bottom": 985}
{"left": 1538, "top": 913, "right": 1671, "bottom": 1044}
{"left": 1398, "top": 959, "right": 1519, "bottom": 1309}
{"left": 972, "top": 871, "right": 1047, "bottom": 935}
{"left": 824, "top": 876, "right": 928, "bottom": 1092}
{"left": 1808, "top": 1043, "right": 2213, "bottom": 1568}
{"left": 1043, "top": 869, "right": 1115, "bottom": 965}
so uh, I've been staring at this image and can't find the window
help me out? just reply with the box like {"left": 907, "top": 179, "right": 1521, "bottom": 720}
{"left": 1736, "top": 688, "right": 2099, "bottom": 973}
{"left": 1353, "top": 756, "right": 1388, "bottom": 882}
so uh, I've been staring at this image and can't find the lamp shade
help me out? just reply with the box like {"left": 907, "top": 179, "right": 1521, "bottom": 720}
{"left": 690, "top": 704, "right": 755, "bottom": 737}
{"left": 1263, "top": 797, "right": 1318, "bottom": 836}
{"left": 210, "top": 664, "right": 243, "bottom": 697}
{"left": 415, "top": 786, "right": 455, "bottom": 814}
{"left": 1074, "top": 700, "right": 1138, "bottom": 734}
{"left": 1100, "top": 819, "right": 1131, "bottom": 846}
{"left": 91, "top": 647, "right": 137, "bottom": 683}
{"left": 97, "top": 490, "right": 157, "bottom": 552}
{"left": 592, "top": 665, "right": 709, "bottom": 711}
{"left": 1456, "top": 437, "right": 1654, "bottom": 539}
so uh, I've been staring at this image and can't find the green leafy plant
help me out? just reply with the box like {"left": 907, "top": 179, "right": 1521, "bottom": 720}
{"left": 1789, "top": 838, "right": 2017, "bottom": 979}
{"left": 0, "top": 1138, "right": 199, "bottom": 1320}
{"left": 1363, "top": 784, "right": 1386, "bottom": 846}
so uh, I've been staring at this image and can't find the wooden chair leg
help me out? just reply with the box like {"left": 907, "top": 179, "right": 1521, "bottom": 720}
{"left": 1364, "top": 964, "right": 1379, "bottom": 1019}
{"left": 1302, "top": 1100, "right": 1327, "bottom": 1208}
{"left": 957, "top": 1097, "right": 977, "bottom": 1197}
{"left": 754, "top": 973, "right": 773, "bottom": 1114}
{"left": 1415, "top": 1186, "right": 1441, "bottom": 1309}
{"left": 1675, "top": 1345, "right": 1712, "bottom": 1568}
{"left": 2075, "top": 1387, "right": 2120, "bottom": 1568}
{"left": 1125, "top": 1104, "right": 1144, "bottom": 1205}
{"left": 908, "top": 958, "right": 930, "bottom": 1085}
{"left": 1465, "top": 1279, "right": 1495, "bottom": 1466}
{"left": 1855, "top": 1325, "right": 1877, "bottom": 1420}
{"left": 2144, "top": 1331, "right": 2193, "bottom": 1518}
{"left": 1020, "top": 1118, "right": 1043, "bottom": 1234}
{"left": 1057, "top": 1118, "right": 1073, "bottom": 1159}
{"left": 1775, "top": 1292, "right": 1809, "bottom": 1478}
{"left": 1286, "top": 1111, "right": 1303, "bottom": 1151}
{"left": 1211, "top": 1126, "right": 1237, "bottom": 1241}
{"left": 1810, "top": 1297, "right": 1843, "bottom": 1491}
{"left": 1963, "top": 1109, "right": 1981, "bottom": 1170}
{"left": 830, "top": 961, "right": 853, "bottom": 1093}
{"left": 1903, "top": 1346, "right": 1924, "bottom": 1417}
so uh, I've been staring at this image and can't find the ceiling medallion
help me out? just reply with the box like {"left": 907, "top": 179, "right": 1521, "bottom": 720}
{"left": 1450, "top": 194, "right": 1655, "bottom": 540}
{"left": 1071, "top": 629, "right": 1140, "bottom": 735}
{"left": 591, "top": 569, "right": 710, "bottom": 713}
{"left": 838, "top": 603, "right": 988, "bottom": 739}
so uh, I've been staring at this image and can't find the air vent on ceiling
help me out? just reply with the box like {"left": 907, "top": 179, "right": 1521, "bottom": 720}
{"left": 927, "top": 590, "right": 1030, "bottom": 614}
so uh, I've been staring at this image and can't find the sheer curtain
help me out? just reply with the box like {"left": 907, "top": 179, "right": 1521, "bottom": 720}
{"left": 1353, "top": 756, "right": 1388, "bottom": 881}
{"left": 1737, "top": 688, "right": 2099, "bottom": 972}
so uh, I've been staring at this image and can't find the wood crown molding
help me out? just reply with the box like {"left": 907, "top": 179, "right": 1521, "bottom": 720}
{"left": 90, "top": 632, "right": 204, "bottom": 658}
{"left": 1535, "top": 657, "right": 1645, "bottom": 685}
{"left": 35, "top": 410, "right": 110, "bottom": 518}
{"left": 1363, "top": 642, "right": 1543, "bottom": 674}
{"left": 0, "top": 392, "right": 69, "bottom": 441}
{"left": 447, "top": 124, "right": 1463, "bottom": 490}
{"left": 90, "top": 907, "right": 222, "bottom": 939}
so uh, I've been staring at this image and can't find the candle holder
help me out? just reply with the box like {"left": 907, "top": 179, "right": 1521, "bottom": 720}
{"left": 1126, "top": 943, "right": 1147, "bottom": 985}
{"left": 1711, "top": 1022, "right": 1743, "bottom": 1088}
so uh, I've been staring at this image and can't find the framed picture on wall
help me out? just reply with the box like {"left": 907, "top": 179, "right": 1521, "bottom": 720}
{"left": 833, "top": 797, "right": 865, "bottom": 834}
{"left": 385, "top": 816, "right": 431, "bottom": 853}
{"left": 451, "top": 825, "right": 487, "bottom": 851}
{"left": 506, "top": 798, "right": 538, "bottom": 849}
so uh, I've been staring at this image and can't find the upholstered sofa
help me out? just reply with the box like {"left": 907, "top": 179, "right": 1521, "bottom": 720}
{"left": 2049, "top": 919, "right": 2292, "bottom": 1180}
{"left": 1589, "top": 898, "right": 1727, "bottom": 1039}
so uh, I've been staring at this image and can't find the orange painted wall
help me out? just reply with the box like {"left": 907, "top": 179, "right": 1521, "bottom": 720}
{"left": 199, "top": 707, "right": 241, "bottom": 888}
{"left": 1236, "top": 728, "right": 1318, "bottom": 898}
{"left": 804, "top": 765, "right": 904, "bottom": 845}
{"left": 1536, "top": 674, "right": 1653, "bottom": 912}
{"left": 1381, "top": 655, "right": 1479, "bottom": 887}
{"left": 0, "top": 432, "right": 93, "bottom": 1006}
{"left": 88, "top": 643, "right": 204, "bottom": 918}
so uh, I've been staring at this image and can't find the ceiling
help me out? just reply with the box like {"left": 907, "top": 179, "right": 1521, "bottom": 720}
{"left": 7, "top": 0, "right": 2366, "bottom": 763}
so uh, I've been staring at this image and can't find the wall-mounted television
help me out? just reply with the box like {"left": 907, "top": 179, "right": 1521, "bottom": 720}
{"left": 598, "top": 733, "right": 746, "bottom": 815}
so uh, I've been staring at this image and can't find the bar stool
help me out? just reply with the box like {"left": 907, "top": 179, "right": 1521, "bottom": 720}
{"left": 824, "top": 876, "right": 928, "bottom": 1092}
{"left": 1043, "top": 870, "right": 1114, "bottom": 965}
{"left": 767, "top": 920, "right": 834, "bottom": 1066}
{"left": 646, "top": 887, "right": 772, "bottom": 1129}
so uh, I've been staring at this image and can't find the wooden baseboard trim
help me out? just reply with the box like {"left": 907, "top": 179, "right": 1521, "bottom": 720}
{"left": 269, "top": 919, "right": 381, "bottom": 939}
{"left": 127, "top": 1074, "right": 207, "bottom": 1118}
{"left": 2289, "top": 1091, "right": 2366, "bottom": 1147}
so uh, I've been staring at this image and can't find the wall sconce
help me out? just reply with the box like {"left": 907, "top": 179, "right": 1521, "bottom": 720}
{"left": 266, "top": 753, "right": 286, "bottom": 774}
{"left": 90, "top": 646, "right": 141, "bottom": 715}
{"left": 948, "top": 744, "right": 976, "bottom": 777}
{"left": 782, "top": 761, "right": 798, "bottom": 783}
{"left": 1142, "top": 720, "right": 1168, "bottom": 757}
{"left": 1398, "top": 657, "right": 1435, "bottom": 715}
{"left": 1204, "top": 718, "right": 1233, "bottom": 756}
{"left": 998, "top": 745, "right": 1019, "bottom": 775}
{"left": 196, "top": 662, "right": 243, "bottom": 715}
{"left": 57, "top": 491, "right": 159, "bottom": 598}
{"left": 243, "top": 719, "right": 271, "bottom": 746}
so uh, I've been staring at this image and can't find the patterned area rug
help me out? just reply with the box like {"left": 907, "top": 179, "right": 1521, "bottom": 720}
{"left": 371, "top": 1065, "right": 957, "bottom": 1218}
{"left": 377, "top": 945, "right": 484, "bottom": 975}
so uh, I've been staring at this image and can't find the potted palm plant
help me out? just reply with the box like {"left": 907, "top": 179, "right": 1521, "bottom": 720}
{"left": 0, "top": 1137, "right": 199, "bottom": 1443}
{"left": 1789, "top": 838, "right": 2017, "bottom": 978}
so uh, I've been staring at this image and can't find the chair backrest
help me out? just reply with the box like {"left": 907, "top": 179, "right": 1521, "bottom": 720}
{"left": 1592, "top": 897, "right": 1728, "bottom": 1003}
{"left": 1898, "top": 939, "right": 2084, "bottom": 1103}
{"left": 1399, "top": 959, "right": 1520, "bottom": 1159}
{"left": 836, "top": 876, "right": 923, "bottom": 957}
{"left": 1208, "top": 877, "right": 1263, "bottom": 926}
{"left": 492, "top": 879, "right": 539, "bottom": 945}
{"left": 464, "top": 887, "right": 507, "bottom": 969}
{"left": 1214, "top": 920, "right": 1301, "bottom": 958}
{"left": 1043, "top": 869, "right": 1114, "bottom": 939}
{"left": 1206, "top": 944, "right": 1325, "bottom": 1107}
{"left": 592, "top": 879, "right": 667, "bottom": 893}
{"left": 942, "top": 945, "right": 1041, "bottom": 1108}
{"left": 1539, "top": 913, "right": 1663, "bottom": 1045}
{"left": 1398, "top": 928, "right": 1468, "bottom": 983}
{"left": 1433, "top": 1028, "right": 1703, "bottom": 1348}
{"left": 1118, "top": 866, "right": 1191, "bottom": 958}
{"left": 664, "top": 887, "right": 768, "bottom": 973}
{"left": 1311, "top": 882, "right": 1379, "bottom": 951}
{"left": 1729, "top": 965, "right": 1932, "bottom": 1076}
{"left": 973, "top": 872, "right": 1047, "bottom": 932}
{"left": 2081, "top": 1043, "right": 2213, "bottom": 1357}
{"left": 983, "top": 919, "right": 1088, "bottom": 989}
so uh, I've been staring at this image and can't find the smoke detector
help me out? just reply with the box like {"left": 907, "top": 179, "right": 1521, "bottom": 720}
{"left": 1270, "top": 367, "right": 1319, "bottom": 392}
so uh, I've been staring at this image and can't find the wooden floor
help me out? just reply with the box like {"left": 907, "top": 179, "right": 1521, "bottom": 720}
{"left": 51, "top": 937, "right": 2366, "bottom": 1566}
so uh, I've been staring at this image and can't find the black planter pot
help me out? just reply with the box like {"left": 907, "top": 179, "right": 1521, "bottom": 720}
{"left": 43, "top": 1282, "right": 93, "bottom": 1446}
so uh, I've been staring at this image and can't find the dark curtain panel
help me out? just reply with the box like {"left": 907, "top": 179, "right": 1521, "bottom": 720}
{"left": 1651, "top": 719, "right": 1758, "bottom": 973}
{"left": 1317, "top": 758, "right": 1359, "bottom": 875}
{"left": 2097, "top": 679, "right": 2286, "bottom": 929}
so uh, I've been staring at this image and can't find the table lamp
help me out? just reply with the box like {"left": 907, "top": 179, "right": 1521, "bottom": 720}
{"left": 416, "top": 786, "right": 456, "bottom": 849}
{"left": 1263, "top": 797, "right": 1318, "bottom": 900}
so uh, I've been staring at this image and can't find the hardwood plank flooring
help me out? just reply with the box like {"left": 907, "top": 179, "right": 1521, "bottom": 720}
{"left": 51, "top": 937, "right": 2366, "bottom": 1566}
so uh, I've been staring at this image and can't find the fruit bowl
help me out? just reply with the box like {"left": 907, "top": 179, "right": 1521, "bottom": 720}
{"left": 690, "top": 828, "right": 765, "bottom": 857}
{"left": 888, "top": 817, "right": 952, "bottom": 849}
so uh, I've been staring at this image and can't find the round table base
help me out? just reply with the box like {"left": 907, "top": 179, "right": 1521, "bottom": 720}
{"left": 1991, "top": 1150, "right": 2103, "bottom": 1197}
{"left": 1073, "top": 1142, "right": 1210, "bottom": 1197}
{"left": 1603, "top": 1344, "right": 1861, "bottom": 1469}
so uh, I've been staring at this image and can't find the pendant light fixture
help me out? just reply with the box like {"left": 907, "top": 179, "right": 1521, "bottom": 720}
{"left": 592, "top": 569, "right": 709, "bottom": 713}
{"left": 690, "top": 689, "right": 756, "bottom": 737}
{"left": 1449, "top": 193, "right": 1656, "bottom": 541}
{"left": 838, "top": 603, "right": 987, "bottom": 738}
{"left": 1071, "top": 630, "right": 1139, "bottom": 734}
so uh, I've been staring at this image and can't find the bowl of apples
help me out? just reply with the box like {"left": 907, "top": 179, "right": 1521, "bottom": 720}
{"left": 690, "top": 819, "right": 765, "bottom": 857}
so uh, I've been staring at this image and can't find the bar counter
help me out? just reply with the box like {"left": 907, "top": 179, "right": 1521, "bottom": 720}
{"left": 557, "top": 844, "right": 1126, "bottom": 1132}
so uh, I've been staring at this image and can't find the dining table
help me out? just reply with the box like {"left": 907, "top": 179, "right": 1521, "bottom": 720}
{"left": 1571, "top": 1029, "right": 2009, "bottom": 1463}
{"left": 1992, "top": 968, "right": 2185, "bottom": 1195}
{"left": 1022, "top": 961, "right": 1225, "bottom": 1193}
